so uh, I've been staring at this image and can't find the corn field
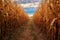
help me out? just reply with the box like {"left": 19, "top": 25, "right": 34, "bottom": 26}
{"left": 0, "top": 0, "right": 60, "bottom": 40}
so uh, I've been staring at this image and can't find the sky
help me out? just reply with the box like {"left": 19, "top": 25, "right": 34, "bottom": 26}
{"left": 16, "top": 0, "right": 41, "bottom": 17}
{"left": 17, "top": 0, "right": 40, "bottom": 3}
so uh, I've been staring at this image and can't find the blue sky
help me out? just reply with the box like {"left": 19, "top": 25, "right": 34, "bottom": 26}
{"left": 16, "top": 0, "right": 41, "bottom": 16}
{"left": 17, "top": 0, "right": 41, "bottom": 4}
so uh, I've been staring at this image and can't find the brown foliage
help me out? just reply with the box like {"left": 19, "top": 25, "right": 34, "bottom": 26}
{"left": 32, "top": 0, "right": 60, "bottom": 40}
{"left": 0, "top": 0, "right": 29, "bottom": 40}
{"left": 58, "top": 18, "right": 60, "bottom": 40}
